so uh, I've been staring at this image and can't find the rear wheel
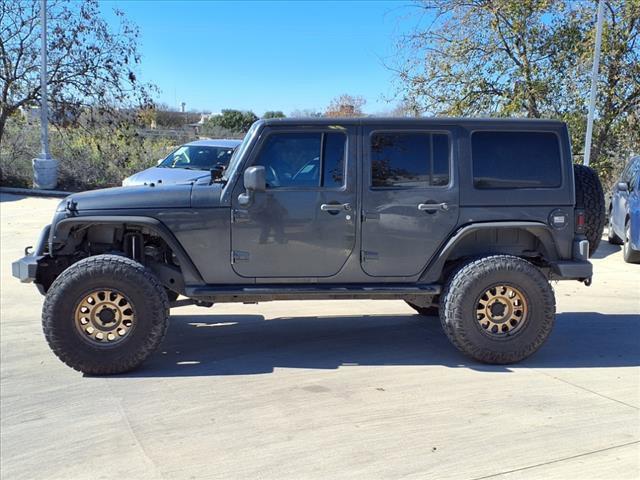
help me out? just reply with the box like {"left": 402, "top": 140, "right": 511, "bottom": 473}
{"left": 623, "top": 221, "right": 640, "bottom": 264}
{"left": 440, "top": 255, "right": 555, "bottom": 364}
{"left": 574, "top": 164, "right": 606, "bottom": 256}
{"left": 42, "top": 255, "right": 170, "bottom": 375}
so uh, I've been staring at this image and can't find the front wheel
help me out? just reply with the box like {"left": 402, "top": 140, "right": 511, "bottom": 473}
{"left": 440, "top": 255, "right": 555, "bottom": 364}
{"left": 42, "top": 255, "right": 170, "bottom": 375}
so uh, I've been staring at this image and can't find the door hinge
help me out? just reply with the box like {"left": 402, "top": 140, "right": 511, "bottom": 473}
{"left": 362, "top": 211, "right": 380, "bottom": 222}
{"left": 361, "top": 251, "right": 379, "bottom": 262}
{"left": 231, "top": 250, "right": 250, "bottom": 264}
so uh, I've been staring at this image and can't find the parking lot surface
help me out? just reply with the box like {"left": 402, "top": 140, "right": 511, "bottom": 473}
{"left": 1, "top": 193, "right": 639, "bottom": 480}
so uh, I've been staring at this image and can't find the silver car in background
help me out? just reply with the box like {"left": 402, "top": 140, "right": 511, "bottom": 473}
{"left": 122, "top": 139, "right": 242, "bottom": 186}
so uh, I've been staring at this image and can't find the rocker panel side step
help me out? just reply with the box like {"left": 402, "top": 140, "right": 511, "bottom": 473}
{"left": 184, "top": 283, "right": 441, "bottom": 303}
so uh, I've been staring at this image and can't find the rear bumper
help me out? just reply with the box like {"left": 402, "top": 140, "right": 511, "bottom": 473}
{"left": 549, "top": 260, "right": 592, "bottom": 281}
{"left": 548, "top": 237, "right": 592, "bottom": 280}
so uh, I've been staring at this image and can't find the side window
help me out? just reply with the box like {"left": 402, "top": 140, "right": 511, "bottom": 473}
{"left": 322, "top": 132, "right": 346, "bottom": 188}
{"left": 254, "top": 132, "right": 346, "bottom": 188}
{"left": 472, "top": 131, "right": 562, "bottom": 189}
{"left": 627, "top": 159, "right": 640, "bottom": 191}
{"left": 630, "top": 169, "right": 639, "bottom": 192}
{"left": 370, "top": 132, "right": 450, "bottom": 188}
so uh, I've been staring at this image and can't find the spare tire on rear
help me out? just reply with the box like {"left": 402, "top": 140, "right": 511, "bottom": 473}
{"left": 573, "top": 164, "right": 605, "bottom": 256}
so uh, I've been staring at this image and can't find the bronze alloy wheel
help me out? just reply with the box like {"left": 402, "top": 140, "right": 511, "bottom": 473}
{"left": 476, "top": 284, "right": 528, "bottom": 337}
{"left": 74, "top": 289, "right": 136, "bottom": 346}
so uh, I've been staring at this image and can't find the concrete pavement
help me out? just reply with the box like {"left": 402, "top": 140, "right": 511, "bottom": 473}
{"left": 1, "top": 193, "right": 638, "bottom": 479}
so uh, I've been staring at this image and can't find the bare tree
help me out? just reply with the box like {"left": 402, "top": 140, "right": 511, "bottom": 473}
{"left": 0, "top": 0, "right": 155, "bottom": 144}
{"left": 289, "top": 108, "right": 322, "bottom": 118}
{"left": 392, "top": 0, "right": 639, "bottom": 178}
{"left": 324, "top": 94, "right": 367, "bottom": 117}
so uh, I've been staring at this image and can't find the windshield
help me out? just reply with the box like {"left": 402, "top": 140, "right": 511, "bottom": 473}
{"left": 223, "top": 123, "right": 260, "bottom": 180}
{"left": 159, "top": 145, "right": 236, "bottom": 170}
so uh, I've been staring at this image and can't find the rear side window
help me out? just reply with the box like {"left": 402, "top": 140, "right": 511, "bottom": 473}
{"left": 371, "top": 132, "right": 450, "bottom": 188}
{"left": 472, "top": 131, "right": 562, "bottom": 189}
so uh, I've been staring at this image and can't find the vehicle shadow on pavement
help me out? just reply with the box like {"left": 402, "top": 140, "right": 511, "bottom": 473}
{"left": 120, "top": 311, "right": 640, "bottom": 378}
{"left": 591, "top": 239, "right": 622, "bottom": 259}
{"left": 0, "top": 193, "right": 26, "bottom": 203}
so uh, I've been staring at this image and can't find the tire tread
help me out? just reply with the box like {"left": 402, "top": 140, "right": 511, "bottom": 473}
{"left": 440, "top": 255, "right": 555, "bottom": 364}
{"left": 42, "top": 255, "right": 169, "bottom": 375}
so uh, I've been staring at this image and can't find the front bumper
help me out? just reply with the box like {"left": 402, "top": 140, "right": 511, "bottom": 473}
{"left": 11, "top": 224, "right": 50, "bottom": 283}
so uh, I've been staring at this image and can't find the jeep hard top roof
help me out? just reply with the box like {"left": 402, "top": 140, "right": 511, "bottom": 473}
{"left": 260, "top": 117, "right": 566, "bottom": 128}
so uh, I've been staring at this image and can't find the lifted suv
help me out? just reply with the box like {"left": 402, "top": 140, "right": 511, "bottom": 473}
{"left": 13, "top": 118, "right": 604, "bottom": 374}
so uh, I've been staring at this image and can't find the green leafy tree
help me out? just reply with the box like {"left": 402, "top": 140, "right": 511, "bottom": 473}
{"left": 205, "top": 109, "right": 258, "bottom": 133}
{"left": 0, "top": 0, "right": 155, "bottom": 145}
{"left": 393, "top": 0, "right": 640, "bottom": 181}
{"left": 263, "top": 111, "right": 286, "bottom": 119}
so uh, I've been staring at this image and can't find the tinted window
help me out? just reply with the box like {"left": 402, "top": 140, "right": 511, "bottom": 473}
{"left": 323, "top": 132, "right": 346, "bottom": 188}
{"left": 621, "top": 157, "right": 639, "bottom": 183}
{"left": 160, "top": 145, "right": 235, "bottom": 170}
{"left": 254, "top": 132, "right": 346, "bottom": 188}
{"left": 371, "top": 133, "right": 450, "bottom": 188}
{"left": 472, "top": 131, "right": 562, "bottom": 189}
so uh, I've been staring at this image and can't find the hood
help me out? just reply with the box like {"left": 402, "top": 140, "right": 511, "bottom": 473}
{"left": 65, "top": 183, "right": 193, "bottom": 211}
{"left": 123, "top": 167, "right": 209, "bottom": 186}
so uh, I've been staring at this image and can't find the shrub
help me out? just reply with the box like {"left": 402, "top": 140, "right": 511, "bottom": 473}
{"left": 0, "top": 118, "right": 175, "bottom": 191}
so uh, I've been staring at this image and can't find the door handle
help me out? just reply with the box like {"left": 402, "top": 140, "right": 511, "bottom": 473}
{"left": 418, "top": 202, "right": 449, "bottom": 212}
{"left": 320, "top": 203, "right": 352, "bottom": 212}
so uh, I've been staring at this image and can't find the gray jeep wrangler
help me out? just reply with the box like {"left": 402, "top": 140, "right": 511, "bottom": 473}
{"left": 13, "top": 118, "right": 605, "bottom": 375}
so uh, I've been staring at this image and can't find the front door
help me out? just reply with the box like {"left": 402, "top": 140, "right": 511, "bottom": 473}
{"left": 231, "top": 126, "right": 357, "bottom": 278}
{"left": 361, "top": 127, "right": 460, "bottom": 276}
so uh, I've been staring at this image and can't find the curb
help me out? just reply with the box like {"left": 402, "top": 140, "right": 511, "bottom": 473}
{"left": 0, "top": 187, "right": 72, "bottom": 198}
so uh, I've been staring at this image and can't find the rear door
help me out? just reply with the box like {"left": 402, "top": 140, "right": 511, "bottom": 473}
{"left": 230, "top": 126, "right": 357, "bottom": 278}
{"left": 360, "top": 126, "right": 459, "bottom": 276}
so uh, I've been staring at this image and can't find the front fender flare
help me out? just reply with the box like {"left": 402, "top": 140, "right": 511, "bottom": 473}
{"left": 51, "top": 215, "right": 205, "bottom": 285}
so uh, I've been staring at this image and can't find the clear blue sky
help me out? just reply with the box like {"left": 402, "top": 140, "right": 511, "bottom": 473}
{"left": 100, "top": 0, "right": 417, "bottom": 115}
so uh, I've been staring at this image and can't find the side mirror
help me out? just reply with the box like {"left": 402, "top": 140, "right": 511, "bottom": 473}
{"left": 617, "top": 182, "right": 629, "bottom": 192}
{"left": 210, "top": 164, "right": 225, "bottom": 183}
{"left": 156, "top": 158, "right": 164, "bottom": 166}
{"left": 238, "top": 166, "right": 266, "bottom": 207}
{"left": 244, "top": 166, "right": 266, "bottom": 192}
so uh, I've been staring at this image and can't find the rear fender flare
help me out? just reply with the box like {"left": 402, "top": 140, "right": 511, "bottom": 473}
{"left": 419, "top": 221, "right": 560, "bottom": 283}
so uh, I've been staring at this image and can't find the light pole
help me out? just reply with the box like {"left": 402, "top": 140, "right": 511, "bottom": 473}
{"left": 33, "top": 0, "right": 58, "bottom": 189}
{"left": 583, "top": 0, "right": 605, "bottom": 167}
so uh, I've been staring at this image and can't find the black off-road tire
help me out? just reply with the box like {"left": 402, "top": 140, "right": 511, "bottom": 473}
{"left": 623, "top": 221, "right": 640, "bottom": 264}
{"left": 574, "top": 164, "right": 606, "bottom": 256}
{"left": 42, "top": 254, "right": 170, "bottom": 375}
{"left": 440, "top": 255, "right": 556, "bottom": 364}
{"left": 405, "top": 301, "right": 439, "bottom": 317}
{"left": 607, "top": 211, "right": 623, "bottom": 245}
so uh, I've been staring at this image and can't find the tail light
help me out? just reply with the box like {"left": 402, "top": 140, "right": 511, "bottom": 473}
{"left": 575, "top": 209, "right": 586, "bottom": 234}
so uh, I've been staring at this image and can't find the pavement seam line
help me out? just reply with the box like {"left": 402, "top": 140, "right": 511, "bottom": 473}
{"left": 533, "top": 369, "right": 640, "bottom": 411}
{"left": 104, "top": 380, "right": 164, "bottom": 479}
{"left": 468, "top": 440, "right": 640, "bottom": 480}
